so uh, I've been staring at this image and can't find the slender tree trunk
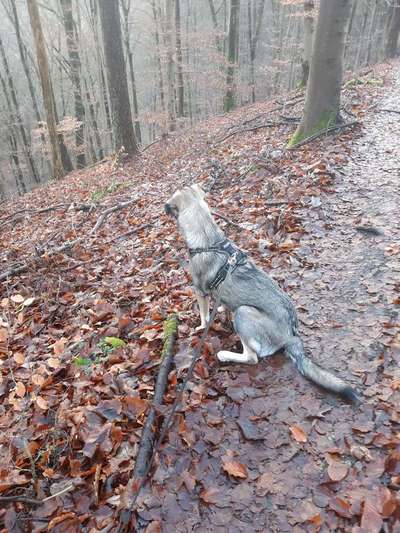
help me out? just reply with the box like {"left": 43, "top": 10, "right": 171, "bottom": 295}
{"left": 121, "top": 0, "right": 142, "bottom": 144}
{"left": 163, "top": 0, "right": 177, "bottom": 132}
{"left": 60, "top": 0, "right": 86, "bottom": 168}
{"left": 355, "top": 3, "right": 369, "bottom": 68}
{"left": 85, "top": 71, "right": 104, "bottom": 160}
{"left": 224, "top": 0, "right": 240, "bottom": 112}
{"left": 386, "top": 0, "right": 400, "bottom": 58}
{"left": 366, "top": 1, "right": 379, "bottom": 65}
{"left": 344, "top": 0, "right": 357, "bottom": 63}
{"left": 152, "top": 0, "right": 166, "bottom": 115}
{"left": 0, "top": 71, "right": 27, "bottom": 193}
{"left": 175, "top": 0, "right": 185, "bottom": 118}
{"left": 207, "top": 0, "right": 222, "bottom": 52}
{"left": 0, "top": 35, "right": 39, "bottom": 185}
{"left": 301, "top": 1, "right": 315, "bottom": 86}
{"left": 27, "top": 0, "right": 64, "bottom": 180}
{"left": 247, "top": 0, "right": 266, "bottom": 103}
{"left": 89, "top": 0, "right": 112, "bottom": 148}
{"left": 288, "top": 0, "right": 353, "bottom": 147}
{"left": 97, "top": 0, "right": 138, "bottom": 156}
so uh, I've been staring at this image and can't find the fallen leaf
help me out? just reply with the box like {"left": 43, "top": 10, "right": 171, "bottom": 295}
{"left": 15, "top": 382, "right": 26, "bottom": 398}
{"left": 200, "top": 487, "right": 220, "bottom": 504}
{"left": 0, "top": 328, "right": 8, "bottom": 342}
{"left": 36, "top": 396, "right": 49, "bottom": 410}
{"left": 23, "top": 297, "right": 35, "bottom": 307}
{"left": 11, "top": 294, "right": 24, "bottom": 304}
{"left": 327, "top": 461, "right": 349, "bottom": 482}
{"left": 47, "top": 357, "right": 61, "bottom": 369}
{"left": 13, "top": 352, "right": 24, "bottom": 365}
{"left": 222, "top": 460, "right": 248, "bottom": 479}
{"left": 289, "top": 425, "right": 307, "bottom": 443}
{"left": 52, "top": 339, "right": 66, "bottom": 356}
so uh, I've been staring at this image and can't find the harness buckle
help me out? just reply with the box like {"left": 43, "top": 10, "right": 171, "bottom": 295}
{"left": 227, "top": 251, "right": 238, "bottom": 266}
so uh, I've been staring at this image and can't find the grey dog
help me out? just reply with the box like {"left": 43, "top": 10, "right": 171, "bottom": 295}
{"left": 165, "top": 184, "right": 359, "bottom": 402}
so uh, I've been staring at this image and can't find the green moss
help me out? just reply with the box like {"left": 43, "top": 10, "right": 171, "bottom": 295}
{"left": 103, "top": 336, "right": 126, "bottom": 348}
{"left": 162, "top": 314, "right": 178, "bottom": 357}
{"left": 287, "top": 111, "right": 337, "bottom": 149}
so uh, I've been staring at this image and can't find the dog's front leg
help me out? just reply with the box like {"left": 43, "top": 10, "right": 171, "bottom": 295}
{"left": 195, "top": 291, "right": 210, "bottom": 330}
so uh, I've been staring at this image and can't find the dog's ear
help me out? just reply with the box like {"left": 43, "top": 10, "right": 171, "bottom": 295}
{"left": 191, "top": 183, "right": 206, "bottom": 199}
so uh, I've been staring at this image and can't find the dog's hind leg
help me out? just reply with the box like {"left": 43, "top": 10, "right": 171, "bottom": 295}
{"left": 217, "top": 305, "right": 284, "bottom": 365}
{"left": 217, "top": 342, "right": 258, "bottom": 365}
{"left": 195, "top": 291, "right": 210, "bottom": 330}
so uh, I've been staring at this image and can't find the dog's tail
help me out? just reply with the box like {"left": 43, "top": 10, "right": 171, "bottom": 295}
{"left": 284, "top": 337, "right": 360, "bottom": 403}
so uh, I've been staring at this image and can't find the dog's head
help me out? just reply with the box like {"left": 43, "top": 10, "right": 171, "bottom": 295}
{"left": 165, "top": 183, "right": 207, "bottom": 219}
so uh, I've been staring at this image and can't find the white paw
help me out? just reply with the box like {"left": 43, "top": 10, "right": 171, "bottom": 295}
{"left": 195, "top": 323, "right": 207, "bottom": 331}
{"left": 217, "top": 350, "right": 233, "bottom": 362}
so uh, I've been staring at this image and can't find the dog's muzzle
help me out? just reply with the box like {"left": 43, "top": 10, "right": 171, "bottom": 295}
{"left": 165, "top": 203, "right": 178, "bottom": 218}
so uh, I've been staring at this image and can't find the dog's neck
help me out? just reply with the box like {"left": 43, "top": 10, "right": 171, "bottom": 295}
{"left": 178, "top": 206, "right": 224, "bottom": 249}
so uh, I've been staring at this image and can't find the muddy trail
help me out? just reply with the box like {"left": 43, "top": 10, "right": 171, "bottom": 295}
{"left": 0, "top": 63, "right": 399, "bottom": 532}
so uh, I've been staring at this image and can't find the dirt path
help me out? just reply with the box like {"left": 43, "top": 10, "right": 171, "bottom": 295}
{"left": 142, "top": 72, "right": 400, "bottom": 532}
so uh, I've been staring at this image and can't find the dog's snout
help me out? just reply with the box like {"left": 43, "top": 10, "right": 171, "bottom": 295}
{"left": 165, "top": 202, "right": 173, "bottom": 216}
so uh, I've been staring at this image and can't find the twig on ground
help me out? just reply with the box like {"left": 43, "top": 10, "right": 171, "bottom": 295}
{"left": 379, "top": 108, "right": 400, "bottom": 115}
{"left": 0, "top": 495, "right": 41, "bottom": 505}
{"left": 90, "top": 198, "right": 137, "bottom": 234}
{"left": 119, "top": 315, "right": 178, "bottom": 530}
{"left": 215, "top": 120, "right": 293, "bottom": 144}
{"left": 212, "top": 211, "right": 245, "bottom": 230}
{"left": 287, "top": 121, "right": 359, "bottom": 150}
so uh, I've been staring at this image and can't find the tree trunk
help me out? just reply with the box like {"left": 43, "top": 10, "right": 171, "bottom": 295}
{"left": 84, "top": 74, "right": 104, "bottom": 160}
{"left": 247, "top": 0, "right": 266, "bottom": 103}
{"left": 60, "top": 0, "right": 86, "bottom": 168}
{"left": 288, "top": 0, "right": 353, "bottom": 148}
{"left": 97, "top": 0, "right": 138, "bottom": 156}
{"left": 0, "top": 35, "right": 39, "bottom": 185}
{"left": 224, "top": 0, "right": 240, "bottom": 112}
{"left": 27, "top": 0, "right": 64, "bottom": 180}
{"left": 120, "top": 0, "right": 142, "bottom": 144}
{"left": 300, "top": 1, "right": 315, "bottom": 86}
{"left": 163, "top": 0, "right": 177, "bottom": 132}
{"left": 152, "top": 0, "right": 166, "bottom": 114}
{"left": 175, "top": 0, "right": 185, "bottom": 119}
{"left": 386, "top": 0, "right": 400, "bottom": 58}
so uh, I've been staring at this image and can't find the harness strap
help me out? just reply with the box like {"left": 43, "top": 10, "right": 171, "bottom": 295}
{"left": 189, "top": 238, "right": 247, "bottom": 291}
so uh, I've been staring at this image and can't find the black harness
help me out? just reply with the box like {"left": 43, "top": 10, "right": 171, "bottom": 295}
{"left": 188, "top": 239, "right": 247, "bottom": 290}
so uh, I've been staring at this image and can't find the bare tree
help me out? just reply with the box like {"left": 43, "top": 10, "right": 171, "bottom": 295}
{"left": 60, "top": 0, "right": 86, "bottom": 168}
{"left": 386, "top": 0, "right": 400, "bottom": 58}
{"left": 247, "top": 0, "right": 266, "bottom": 103}
{"left": 300, "top": 1, "right": 315, "bottom": 86}
{"left": 288, "top": 0, "right": 353, "bottom": 148}
{"left": 27, "top": 0, "right": 65, "bottom": 180}
{"left": 224, "top": 0, "right": 240, "bottom": 112}
{"left": 175, "top": 0, "right": 185, "bottom": 118}
{"left": 163, "top": 0, "right": 177, "bottom": 131}
{"left": 97, "top": 0, "right": 138, "bottom": 156}
{"left": 121, "top": 0, "right": 142, "bottom": 144}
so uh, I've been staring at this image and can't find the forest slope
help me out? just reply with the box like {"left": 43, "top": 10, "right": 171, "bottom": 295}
{"left": 0, "top": 61, "right": 399, "bottom": 531}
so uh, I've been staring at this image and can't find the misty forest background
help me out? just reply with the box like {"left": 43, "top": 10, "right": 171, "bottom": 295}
{"left": 0, "top": 0, "right": 399, "bottom": 198}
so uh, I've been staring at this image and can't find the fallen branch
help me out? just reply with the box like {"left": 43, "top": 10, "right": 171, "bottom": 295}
{"left": 379, "top": 108, "right": 400, "bottom": 115}
{"left": 0, "top": 202, "right": 100, "bottom": 229}
{"left": 90, "top": 198, "right": 137, "bottom": 234}
{"left": 119, "top": 315, "right": 178, "bottom": 529}
{"left": 287, "top": 121, "right": 359, "bottom": 150}
{"left": 215, "top": 120, "right": 293, "bottom": 144}
{"left": 213, "top": 210, "right": 245, "bottom": 230}
{"left": 0, "top": 495, "right": 41, "bottom": 506}
{"left": 0, "top": 239, "right": 80, "bottom": 282}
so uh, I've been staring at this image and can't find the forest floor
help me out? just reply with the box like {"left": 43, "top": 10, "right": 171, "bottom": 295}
{"left": 0, "top": 61, "right": 399, "bottom": 533}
